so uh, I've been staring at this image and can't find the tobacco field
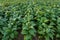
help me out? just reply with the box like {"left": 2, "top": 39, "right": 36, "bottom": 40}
{"left": 0, "top": 0, "right": 60, "bottom": 40}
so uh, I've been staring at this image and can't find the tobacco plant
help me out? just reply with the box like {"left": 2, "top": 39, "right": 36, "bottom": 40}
{"left": 0, "top": 0, "right": 60, "bottom": 40}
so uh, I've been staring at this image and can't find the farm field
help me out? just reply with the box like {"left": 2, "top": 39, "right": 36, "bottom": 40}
{"left": 0, "top": 0, "right": 60, "bottom": 40}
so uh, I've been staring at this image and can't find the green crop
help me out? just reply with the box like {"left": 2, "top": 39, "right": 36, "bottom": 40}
{"left": 0, "top": 0, "right": 60, "bottom": 40}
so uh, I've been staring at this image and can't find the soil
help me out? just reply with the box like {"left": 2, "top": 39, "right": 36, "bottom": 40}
{"left": 14, "top": 29, "right": 60, "bottom": 40}
{"left": 14, "top": 29, "right": 39, "bottom": 40}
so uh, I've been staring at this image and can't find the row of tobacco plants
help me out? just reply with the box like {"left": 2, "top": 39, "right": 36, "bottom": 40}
{"left": 0, "top": 0, "right": 60, "bottom": 40}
